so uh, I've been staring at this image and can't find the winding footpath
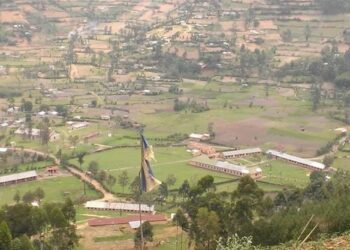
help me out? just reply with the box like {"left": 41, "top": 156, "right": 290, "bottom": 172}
{"left": 10, "top": 147, "right": 116, "bottom": 202}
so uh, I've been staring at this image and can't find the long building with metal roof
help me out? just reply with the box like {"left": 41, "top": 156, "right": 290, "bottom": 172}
{"left": 188, "top": 155, "right": 262, "bottom": 179}
{"left": 266, "top": 150, "right": 325, "bottom": 170}
{"left": 0, "top": 170, "right": 38, "bottom": 186}
{"left": 221, "top": 148, "right": 262, "bottom": 159}
{"left": 85, "top": 201, "right": 155, "bottom": 214}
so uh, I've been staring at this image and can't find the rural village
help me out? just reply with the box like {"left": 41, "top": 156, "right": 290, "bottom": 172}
{"left": 1, "top": 0, "right": 350, "bottom": 249}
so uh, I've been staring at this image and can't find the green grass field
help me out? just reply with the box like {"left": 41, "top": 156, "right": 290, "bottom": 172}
{"left": 70, "top": 146, "right": 238, "bottom": 193}
{"left": 0, "top": 176, "right": 101, "bottom": 206}
{"left": 70, "top": 145, "right": 311, "bottom": 193}
{"left": 260, "top": 159, "right": 311, "bottom": 188}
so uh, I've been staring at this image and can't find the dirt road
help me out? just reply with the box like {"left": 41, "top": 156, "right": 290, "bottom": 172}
{"left": 67, "top": 166, "right": 116, "bottom": 201}
{"left": 10, "top": 147, "right": 116, "bottom": 201}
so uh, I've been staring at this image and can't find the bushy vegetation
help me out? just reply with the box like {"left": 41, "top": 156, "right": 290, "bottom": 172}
{"left": 159, "top": 53, "right": 200, "bottom": 78}
{"left": 174, "top": 98, "right": 210, "bottom": 113}
{"left": 173, "top": 170, "right": 350, "bottom": 249}
{"left": 277, "top": 44, "right": 350, "bottom": 88}
{"left": 0, "top": 199, "right": 78, "bottom": 250}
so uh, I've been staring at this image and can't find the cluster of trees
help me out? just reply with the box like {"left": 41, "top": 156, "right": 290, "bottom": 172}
{"left": 14, "top": 188, "right": 45, "bottom": 204}
{"left": 0, "top": 151, "right": 46, "bottom": 174}
{"left": 0, "top": 198, "right": 77, "bottom": 250}
{"left": 168, "top": 85, "right": 183, "bottom": 95}
{"left": 277, "top": 44, "right": 350, "bottom": 88}
{"left": 277, "top": 44, "right": 350, "bottom": 119}
{"left": 174, "top": 98, "right": 210, "bottom": 113}
{"left": 168, "top": 170, "right": 350, "bottom": 249}
{"left": 87, "top": 161, "right": 116, "bottom": 189}
{"left": 316, "top": 132, "right": 346, "bottom": 156}
{"left": 159, "top": 53, "right": 200, "bottom": 78}
{"left": 238, "top": 46, "right": 272, "bottom": 79}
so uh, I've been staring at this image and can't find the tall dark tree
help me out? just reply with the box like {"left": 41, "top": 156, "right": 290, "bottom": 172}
{"left": 118, "top": 170, "right": 129, "bottom": 194}
{"left": 34, "top": 187, "right": 45, "bottom": 203}
{"left": 62, "top": 198, "right": 76, "bottom": 223}
{"left": 13, "top": 191, "right": 20, "bottom": 204}
{"left": 0, "top": 221, "right": 12, "bottom": 250}
{"left": 88, "top": 161, "right": 99, "bottom": 175}
{"left": 179, "top": 180, "right": 190, "bottom": 199}
{"left": 134, "top": 221, "right": 153, "bottom": 249}
{"left": 77, "top": 152, "right": 86, "bottom": 168}
{"left": 194, "top": 207, "right": 220, "bottom": 250}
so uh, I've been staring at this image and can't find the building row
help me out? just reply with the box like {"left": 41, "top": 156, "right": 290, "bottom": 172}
{"left": 188, "top": 155, "right": 262, "bottom": 179}
{"left": 221, "top": 148, "right": 262, "bottom": 159}
{"left": 85, "top": 201, "right": 155, "bottom": 214}
{"left": 266, "top": 150, "right": 325, "bottom": 171}
{"left": 0, "top": 170, "right": 37, "bottom": 186}
{"left": 198, "top": 146, "right": 325, "bottom": 171}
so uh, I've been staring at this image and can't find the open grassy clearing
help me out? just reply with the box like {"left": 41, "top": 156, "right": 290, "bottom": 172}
{"left": 70, "top": 146, "right": 240, "bottom": 193}
{"left": 0, "top": 176, "right": 101, "bottom": 206}
{"left": 260, "top": 159, "right": 311, "bottom": 188}
{"left": 70, "top": 145, "right": 311, "bottom": 193}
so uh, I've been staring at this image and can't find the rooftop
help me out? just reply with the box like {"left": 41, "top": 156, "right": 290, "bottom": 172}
{"left": 0, "top": 170, "right": 37, "bottom": 184}
{"left": 266, "top": 150, "right": 325, "bottom": 170}
{"left": 222, "top": 148, "right": 262, "bottom": 157}
{"left": 215, "top": 161, "right": 250, "bottom": 174}
{"left": 85, "top": 201, "right": 155, "bottom": 213}
{"left": 190, "top": 155, "right": 261, "bottom": 175}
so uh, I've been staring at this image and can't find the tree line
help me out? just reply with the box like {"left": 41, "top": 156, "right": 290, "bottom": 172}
{"left": 168, "top": 170, "right": 350, "bottom": 249}
{"left": 0, "top": 198, "right": 77, "bottom": 250}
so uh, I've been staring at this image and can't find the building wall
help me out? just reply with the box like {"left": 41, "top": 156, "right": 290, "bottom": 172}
{"left": 86, "top": 207, "right": 152, "bottom": 213}
{"left": 188, "top": 161, "right": 260, "bottom": 179}
{"left": 223, "top": 151, "right": 261, "bottom": 159}
{"left": 270, "top": 155, "right": 321, "bottom": 171}
{"left": 0, "top": 176, "right": 37, "bottom": 186}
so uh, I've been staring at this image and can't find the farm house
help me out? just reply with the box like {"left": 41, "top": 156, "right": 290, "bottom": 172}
{"left": 266, "top": 150, "right": 325, "bottom": 171}
{"left": 0, "top": 170, "right": 38, "bottom": 186}
{"left": 189, "top": 155, "right": 262, "bottom": 179}
{"left": 84, "top": 201, "right": 155, "bottom": 214}
{"left": 221, "top": 148, "right": 262, "bottom": 159}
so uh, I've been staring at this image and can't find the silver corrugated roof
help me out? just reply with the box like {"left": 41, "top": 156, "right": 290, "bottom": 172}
{"left": 266, "top": 150, "right": 325, "bottom": 170}
{"left": 215, "top": 161, "right": 250, "bottom": 174}
{"left": 222, "top": 148, "right": 262, "bottom": 157}
{"left": 0, "top": 170, "right": 37, "bottom": 184}
{"left": 85, "top": 201, "right": 155, "bottom": 212}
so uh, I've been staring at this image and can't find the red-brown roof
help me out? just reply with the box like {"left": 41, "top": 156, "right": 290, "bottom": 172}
{"left": 88, "top": 214, "right": 167, "bottom": 227}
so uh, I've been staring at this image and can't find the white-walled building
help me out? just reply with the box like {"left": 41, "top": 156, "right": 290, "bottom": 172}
{"left": 266, "top": 150, "right": 325, "bottom": 171}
